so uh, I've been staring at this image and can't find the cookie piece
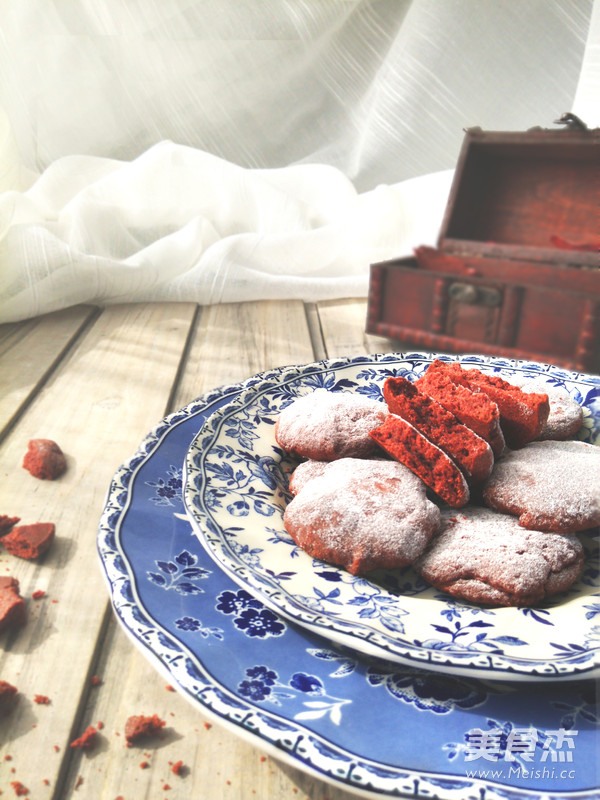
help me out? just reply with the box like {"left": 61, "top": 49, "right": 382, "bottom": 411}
{"left": 2, "top": 523, "right": 55, "bottom": 560}
{"left": 22, "top": 439, "right": 67, "bottom": 480}
{"left": 383, "top": 375, "right": 493, "bottom": 483}
{"left": 430, "top": 361, "right": 550, "bottom": 449}
{"left": 508, "top": 376, "right": 583, "bottom": 441}
{"left": 416, "top": 362, "right": 505, "bottom": 456}
{"left": 0, "top": 576, "right": 27, "bottom": 633}
{"left": 0, "top": 681, "right": 19, "bottom": 716}
{"left": 370, "top": 415, "right": 469, "bottom": 508}
{"left": 0, "top": 515, "right": 20, "bottom": 536}
{"left": 125, "top": 714, "right": 167, "bottom": 744}
{"left": 414, "top": 507, "right": 584, "bottom": 606}
{"left": 483, "top": 440, "right": 600, "bottom": 533}
{"left": 275, "top": 389, "right": 387, "bottom": 461}
{"left": 283, "top": 457, "right": 440, "bottom": 575}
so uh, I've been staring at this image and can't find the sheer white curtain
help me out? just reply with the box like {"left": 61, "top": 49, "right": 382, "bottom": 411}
{"left": 0, "top": 0, "right": 597, "bottom": 322}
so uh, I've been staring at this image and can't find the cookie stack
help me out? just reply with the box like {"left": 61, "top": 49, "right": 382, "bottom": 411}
{"left": 275, "top": 361, "right": 599, "bottom": 607}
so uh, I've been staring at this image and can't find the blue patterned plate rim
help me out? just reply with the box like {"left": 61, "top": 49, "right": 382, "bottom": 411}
{"left": 183, "top": 352, "right": 600, "bottom": 682}
{"left": 97, "top": 367, "right": 600, "bottom": 800}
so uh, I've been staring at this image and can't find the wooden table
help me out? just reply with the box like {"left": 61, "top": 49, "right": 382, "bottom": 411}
{"left": 0, "top": 298, "right": 399, "bottom": 800}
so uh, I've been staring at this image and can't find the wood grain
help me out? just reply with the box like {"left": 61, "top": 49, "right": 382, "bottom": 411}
{"left": 0, "top": 298, "right": 387, "bottom": 800}
{"left": 173, "top": 300, "right": 314, "bottom": 407}
{"left": 0, "top": 305, "right": 98, "bottom": 440}
{"left": 315, "top": 298, "right": 397, "bottom": 358}
{"left": 0, "top": 303, "right": 196, "bottom": 798}
{"left": 57, "top": 298, "right": 360, "bottom": 800}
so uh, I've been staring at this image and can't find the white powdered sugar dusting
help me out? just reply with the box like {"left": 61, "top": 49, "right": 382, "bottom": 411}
{"left": 284, "top": 457, "right": 441, "bottom": 574}
{"left": 415, "top": 506, "right": 584, "bottom": 604}
{"left": 275, "top": 389, "right": 386, "bottom": 460}
{"left": 483, "top": 440, "right": 600, "bottom": 532}
{"left": 288, "top": 459, "right": 329, "bottom": 495}
{"left": 508, "top": 375, "right": 584, "bottom": 440}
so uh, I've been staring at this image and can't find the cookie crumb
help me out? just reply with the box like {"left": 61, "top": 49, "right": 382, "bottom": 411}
{"left": 124, "top": 714, "right": 166, "bottom": 744}
{"left": 34, "top": 694, "right": 50, "bottom": 705}
{"left": 0, "top": 577, "right": 26, "bottom": 633}
{"left": 23, "top": 439, "right": 67, "bottom": 480}
{"left": 0, "top": 682, "right": 19, "bottom": 717}
{"left": 70, "top": 725, "right": 98, "bottom": 749}
{"left": 0, "top": 516, "right": 19, "bottom": 536}
{"left": 2, "top": 523, "right": 55, "bottom": 560}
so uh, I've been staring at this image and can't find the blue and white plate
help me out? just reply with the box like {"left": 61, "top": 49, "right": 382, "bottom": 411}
{"left": 98, "top": 375, "right": 599, "bottom": 799}
{"left": 183, "top": 353, "right": 600, "bottom": 682}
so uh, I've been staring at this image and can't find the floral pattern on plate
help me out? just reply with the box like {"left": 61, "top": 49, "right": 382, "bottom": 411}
{"left": 183, "top": 353, "right": 600, "bottom": 681}
{"left": 97, "top": 371, "right": 600, "bottom": 800}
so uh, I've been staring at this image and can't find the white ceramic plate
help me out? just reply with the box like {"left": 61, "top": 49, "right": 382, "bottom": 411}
{"left": 183, "top": 353, "right": 600, "bottom": 681}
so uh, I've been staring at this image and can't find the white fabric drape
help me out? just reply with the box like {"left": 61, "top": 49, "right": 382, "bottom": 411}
{"left": 0, "top": 0, "right": 597, "bottom": 323}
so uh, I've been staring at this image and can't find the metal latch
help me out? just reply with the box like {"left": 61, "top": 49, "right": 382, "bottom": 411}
{"left": 448, "top": 282, "right": 502, "bottom": 307}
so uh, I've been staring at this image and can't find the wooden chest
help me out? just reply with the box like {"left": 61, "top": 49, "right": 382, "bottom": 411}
{"left": 366, "top": 124, "right": 600, "bottom": 372}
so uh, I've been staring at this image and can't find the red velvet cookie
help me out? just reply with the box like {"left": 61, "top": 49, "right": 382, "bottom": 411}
{"left": 383, "top": 375, "right": 493, "bottom": 483}
{"left": 283, "top": 457, "right": 440, "bottom": 575}
{"left": 370, "top": 414, "right": 470, "bottom": 508}
{"left": 483, "top": 440, "right": 600, "bottom": 533}
{"left": 508, "top": 376, "right": 584, "bottom": 441}
{"left": 275, "top": 389, "right": 386, "bottom": 461}
{"left": 428, "top": 361, "right": 550, "bottom": 449}
{"left": 413, "top": 506, "right": 584, "bottom": 606}
{"left": 416, "top": 362, "right": 505, "bottom": 456}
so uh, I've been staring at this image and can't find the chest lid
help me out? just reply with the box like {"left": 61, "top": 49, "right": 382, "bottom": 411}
{"left": 438, "top": 119, "right": 600, "bottom": 269}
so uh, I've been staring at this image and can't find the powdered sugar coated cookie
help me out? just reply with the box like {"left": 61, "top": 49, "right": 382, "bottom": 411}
{"left": 283, "top": 457, "right": 440, "bottom": 575}
{"left": 483, "top": 440, "right": 600, "bottom": 533}
{"left": 507, "top": 376, "right": 583, "bottom": 441}
{"left": 414, "top": 506, "right": 584, "bottom": 606}
{"left": 275, "top": 389, "right": 386, "bottom": 461}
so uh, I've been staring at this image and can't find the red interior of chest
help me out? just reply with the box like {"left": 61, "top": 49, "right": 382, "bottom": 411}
{"left": 440, "top": 136, "right": 599, "bottom": 252}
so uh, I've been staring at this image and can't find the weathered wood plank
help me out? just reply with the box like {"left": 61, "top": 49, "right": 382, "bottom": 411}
{"left": 174, "top": 300, "right": 315, "bottom": 406}
{"left": 0, "top": 303, "right": 197, "bottom": 799}
{"left": 314, "top": 298, "right": 398, "bottom": 358}
{"left": 58, "top": 299, "right": 355, "bottom": 799}
{"left": 0, "top": 305, "right": 98, "bottom": 440}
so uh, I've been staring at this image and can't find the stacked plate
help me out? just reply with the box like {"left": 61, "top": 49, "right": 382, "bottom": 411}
{"left": 98, "top": 353, "right": 600, "bottom": 800}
